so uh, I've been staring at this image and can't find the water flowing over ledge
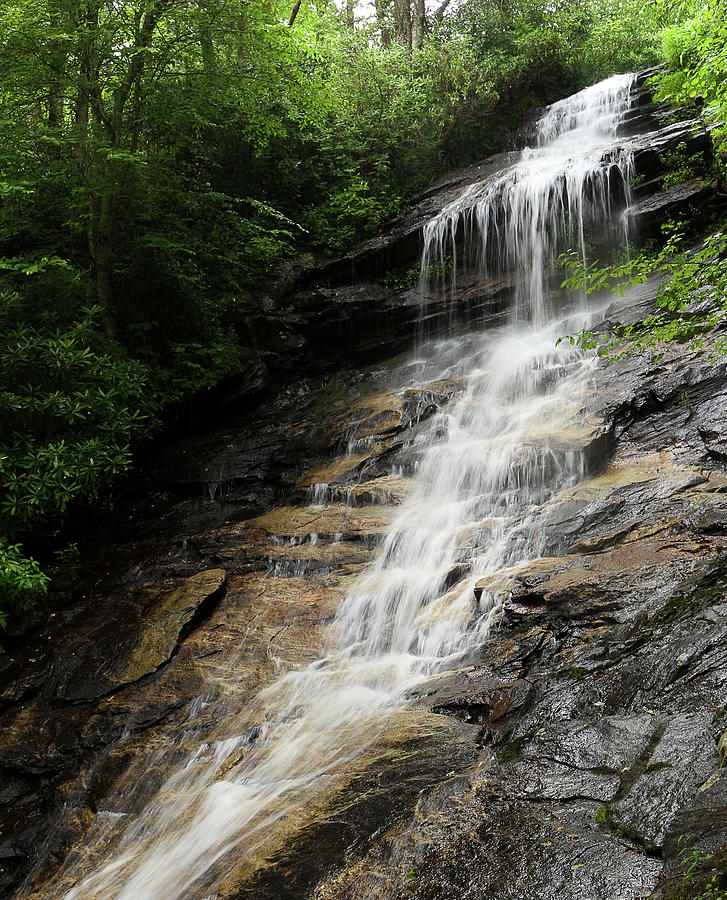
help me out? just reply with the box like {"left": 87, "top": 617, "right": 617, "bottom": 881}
{"left": 28, "top": 76, "right": 633, "bottom": 900}
{"left": 421, "top": 73, "right": 636, "bottom": 324}
{"left": 16, "top": 72, "right": 720, "bottom": 900}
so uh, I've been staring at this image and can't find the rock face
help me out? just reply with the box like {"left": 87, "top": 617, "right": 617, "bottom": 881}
{"left": 216, "top": 69, "right": 718, "bottom": 411}
{"left": 309, "top": 303, "right": 727, "bottom": 900}
{"left": 1, "top": 72, "right": 726, "bottom": 900}
{"left": 275, "top": 70, "right": 717, "bottom": 369}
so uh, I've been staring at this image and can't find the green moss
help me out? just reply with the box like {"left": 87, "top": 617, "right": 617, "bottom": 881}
{"left": 306, "top": 376, "right": 351, "bottom": 419}
{"left": 381, "top": 350, "right": 413, "bottom": 369}
{"left": 645, "top": 761, "right": 673, "bottom": 774}
{"left": 562, "top": 665, "right": 588, "bottom": 680}
{"left": 649, "top": 591, "right": 700, "bottom": 627}
{"left": 594, "top": 803, "right": 650, "bottom": 849}
{"left": 648, "top": 556, "right": 727, "bottom": 628}
{"left": 660, "top": 882, "right": 725, "bottom": 899}
{"left": 595, "top": 805, "right": 611, "bottom": 826}
{"left": 500, "top": 731, "right": 536, "bottom": 763}
{"left": 661, "top": 871, "right": 727, "bottom": 899}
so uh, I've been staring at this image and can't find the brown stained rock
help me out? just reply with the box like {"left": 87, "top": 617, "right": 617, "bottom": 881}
{"left": 261, "top": 536, "right": 375, "bottom": 570}
{"left": 564, "top": 447, "right": 668, "bottom": 498}
{"left": 298, "top": 473, "right": 416, "bottom": 506}
{"left": 248, "top": 504, "right": 397, "bottom": 541}
{"left": 427, "top": 676, "right": 534, "bottom": 727}
{"left": 356, "top": 382, "right": 459, "bottom": 437}
{"left": 109, "top": 569, "right": 227, "bottom": 685}
{"left": 53, "top": 568, "right": 227, "bottom": 703}
{"left": 341, "top": 474, "right": 415, "bottom": 505}
{"left": 203, "top": 525, "right": 377, "bottom": 576}
{"left": 297, "top": 453, "right": 380, "bottom": 490}
{"left": 474, "top": 536, "right": 717, "bottom": 617}
{"left": 210, "top": 707, "right": 481, "bottom": 900}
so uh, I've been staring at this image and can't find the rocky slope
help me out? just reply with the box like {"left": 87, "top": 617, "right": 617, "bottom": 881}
{"left": 0, "top": 71, "right": 726, "bottom": 900}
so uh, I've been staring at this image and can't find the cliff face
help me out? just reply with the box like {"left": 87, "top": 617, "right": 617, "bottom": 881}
{"left": 1, "top": 73, "right": 726, "bottom": 900}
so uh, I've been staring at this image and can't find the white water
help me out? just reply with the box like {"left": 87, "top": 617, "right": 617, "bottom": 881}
{"left": 422, "top": 73, "right": 635, "bottom": 323}
{"left": 49, "top": 74, "right": 637, "bottom": 900}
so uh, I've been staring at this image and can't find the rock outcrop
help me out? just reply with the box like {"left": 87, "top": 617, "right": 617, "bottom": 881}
{"left": 218, "top": 69, "right": 719, "bottom": 412}
{"left": 1, "top": 71, "right": 726, "bottom": 900}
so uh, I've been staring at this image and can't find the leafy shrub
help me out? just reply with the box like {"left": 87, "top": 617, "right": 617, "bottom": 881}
{"left": 654, "top": 0, "right": 727, "bottom": 149}
{"left": 0, "top": 540, "right": 48, "bottom": 629}
{"left": 559, "top": 225, "right": 727, "bottom": 361}
{"left": 0, "top": 293, "right": 152, "bottom": 533}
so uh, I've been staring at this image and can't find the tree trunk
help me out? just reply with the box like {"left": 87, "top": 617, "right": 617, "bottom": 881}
{"left": 432, "top": 0, "right": 451, "bottom": 25}
{"left": 86, "top": 0, "right": 166, "bottom": 338}
{"left": 346, "top": 0, "right": 355, "bottom": 29}
{"left": 412, "top": 0, "right": 425, "bottom": 49}
{"left": 47, "top": 0, "right": 66, "bottom": 127}
{"left": 198, "top": 1, "right": 216, "bottom": 73}
{"left": 393, "top": 0, "right": 411, "bottom": 52}
{"left": 89, "top": 194, "right": 117, "bottom": 338}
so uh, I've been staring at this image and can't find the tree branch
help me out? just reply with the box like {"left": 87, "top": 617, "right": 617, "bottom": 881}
{"left": 288, "top": 0, "right": 302, "bottom": 27}
{"left": 433, "top": 0, "right": 451, "bottom": 24}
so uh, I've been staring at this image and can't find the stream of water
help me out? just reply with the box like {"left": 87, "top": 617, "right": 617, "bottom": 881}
{"left": 46, "top": 72, "right": 637, "bottom": 900}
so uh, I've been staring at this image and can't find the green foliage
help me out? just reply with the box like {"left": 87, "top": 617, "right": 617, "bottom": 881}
{"left": 660, "top": 145, "right": 711, "bottom": 188}
{"left": 0, "top": 540, "right": 48, "bottom": 629}
{"left": 663, "top": 838, "right": 727, "bottom": 900}
{"left": 386, "top": 257, "right": 453, "bottom": 292}
{"left": 500, "top": 731, "right": 535, "bottom": 763}
{"left": 0, "top": 294, "right": 152, "bottom": 531}
{"left": 653, "top": 0, "right": 727, "bottom": 149}
{"left": 559, "top": 225, "right": 727, "bottom": 361}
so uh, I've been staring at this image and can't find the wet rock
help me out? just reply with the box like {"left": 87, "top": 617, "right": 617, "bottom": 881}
{"left": 632, "top": 180, "right": 713, "bottom": 233}
{"left": 422, "top": 674, "right": 534, "bottom": 727}
{"left": 303, "top": 155, "right": 518, "bottom": 287}
{"left": 248, "top": 504, "right": 396, "bottom": 543}
{"left": 609, "top": 713, "right": 718, "bottom": 848}
{"left": 213, "top": 709, "right": 481, "bottom": 900}
{"left": 2, "top": 70, "right": 726, "bottom": 900}
{"left": 55, "top": 568, "right": 227, "bottom": 703}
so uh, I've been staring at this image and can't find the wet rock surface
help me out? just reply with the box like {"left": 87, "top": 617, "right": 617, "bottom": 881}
{"left": 309, "top": 318, "right": 727, "bottom": 899}
{"left": 1, "top": 73, "right": 726, "bottom": 900}
{"left": 3, "top": 284, "right": 726, "bottom": 900}
{"left": 0, "top": 351, "right": 475, "bottom": 899}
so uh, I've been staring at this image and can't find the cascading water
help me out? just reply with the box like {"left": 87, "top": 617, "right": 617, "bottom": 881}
{"left": 421, "top": 73, "right": 635, "bottom": 322}
{"left": 38, "top": 73, "right": 639, "bottom": 900}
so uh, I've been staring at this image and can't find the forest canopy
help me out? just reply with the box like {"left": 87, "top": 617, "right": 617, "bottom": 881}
{"left": 0, "top": 0, "right": 710, "bottom": 626}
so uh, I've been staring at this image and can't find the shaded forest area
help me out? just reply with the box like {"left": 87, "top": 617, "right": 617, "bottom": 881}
{"left": 0, "top": 0, "right": 723, "bottom": 626}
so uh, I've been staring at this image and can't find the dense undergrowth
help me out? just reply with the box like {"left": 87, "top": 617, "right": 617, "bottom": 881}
{"left": 0, "top": 0, "right": 714, "bottom": 628}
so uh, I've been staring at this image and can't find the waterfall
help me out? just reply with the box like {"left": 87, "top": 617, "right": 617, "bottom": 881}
{"left": 43, "top": 73, "right": 638, "bottom": 900}
{"left": 421, "top": 73, "right": 635, "bottom": 323}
